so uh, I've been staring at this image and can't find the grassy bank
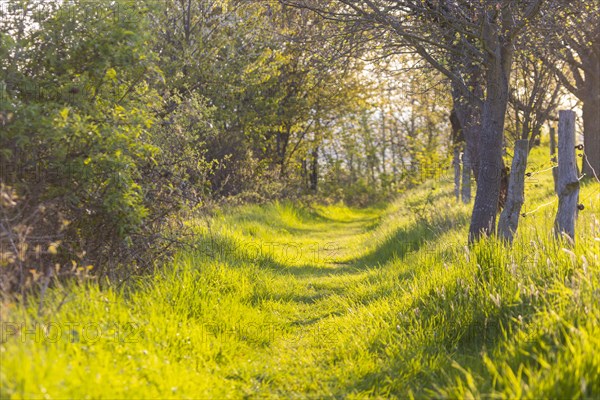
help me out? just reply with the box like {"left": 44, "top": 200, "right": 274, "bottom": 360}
{"left": 1, "top": 145, "right": 599, "bottom": 399}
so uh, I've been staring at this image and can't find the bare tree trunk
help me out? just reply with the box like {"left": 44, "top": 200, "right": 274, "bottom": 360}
{"left": 498, "top": 140, "right": 529, "bottom": 242}
{"left": 450, "top": 109, "right": 462, "bottom": 201}
{"left": 453, "top": 144, "right": 461, "bottom": 200}
{"left": 469, "top": 110, "right": 504, "bottom": 241}
{"left": 554, "top": 110, "right": 580, "bottom": 242}
{"left": 391, "top": 122, "right": 398, "bottom": 187}
{"left": 450, "top": 55, "right": 483, "bottom": 183}
{"left": 301, "top": 159, "right": 308, "bottom": 189}
{"left": 380, "top": 104, "right": 387, "bottom": 177}
{"left": 463, "top": 122, "right": 480, "bottom": 182}
{"left": 461, "top": 146, "right": 471, "bottom": 203}
{"left": 309, "top": 145, "right": 318, "bottom": 192}
{"left": 550, "top": 126, "right": 558, "bottom": 193}
{"left": 469, "top": 112, "right": 504, "bottom": 241}
{"left": 451, "top": 89, "right": 481, "bottom": 183}
{"left": 469, "top": 33, "right": 513, "bottom": 242}
{"left": 582, "top": 86, "right": 600, "bottom": 180}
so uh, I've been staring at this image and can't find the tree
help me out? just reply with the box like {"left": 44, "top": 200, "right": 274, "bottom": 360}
{"left": 497, "top": 43, "right": 562, "bottom": 242}
{"left": 316, "top": 60, "right": 451, "bottom": 204}
{"left": 282, "top": 0, "right": 545, "bottom": 241}
{"left": 149, "top": 1, "right": 367, "bottom": 198}
{"left": 540, "top": 0, "right": 600, "bottom": 179}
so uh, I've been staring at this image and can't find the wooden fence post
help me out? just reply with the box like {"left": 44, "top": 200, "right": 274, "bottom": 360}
{"left": 498, "top": 139, "right": 529, "bottom": 242}
{"left": 554, "top": 110, "right": 580, "bottom": 242}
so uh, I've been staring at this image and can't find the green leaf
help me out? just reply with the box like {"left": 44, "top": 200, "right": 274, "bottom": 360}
{"left": 105, "top": 68, "right": 117, "bottom": 82}
{"left": 59, "top": 108, "right": 69, "bottom": 121}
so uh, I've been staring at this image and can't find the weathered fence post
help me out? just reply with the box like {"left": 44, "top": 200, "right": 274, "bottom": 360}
{"left": 498, "top": 140, "right": 529, "bottom": 242}
{"left": 554, "top": 110, "right": 580, "bottom": 242}
{"left": 549, "top": 126, "right": 558, "bottom": 193}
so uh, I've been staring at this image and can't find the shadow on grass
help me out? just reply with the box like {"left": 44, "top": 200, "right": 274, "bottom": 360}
{"left": 192, "top": 201, "right": 468, "bottom": 281}
{"left": 190, "top": 231, "right": 362, "bottom": 277}
{"left": 226, "top": 202, "right": 382, "bottom": 236}
{"left": 350, "top": 210, "right": 469, "bottom": 268}
{"left": 187, "top": 230, "right": 390, "bottom": 311}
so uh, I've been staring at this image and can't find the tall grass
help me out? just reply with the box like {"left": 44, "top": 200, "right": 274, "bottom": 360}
{"left": 1, "top": 145, "right": 598, "bottom": 398}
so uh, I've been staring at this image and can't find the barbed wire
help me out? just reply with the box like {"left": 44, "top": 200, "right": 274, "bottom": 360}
{"left": 519, "top": 148, "right": 598, "bottom": 218}
{"left": 527, "top": 164, "right": 557, "bottom": 177}
{"left": 522, "top": 198, "right": 557, "bottom": 217}
{"left": 582, "top": 151, "right": 600, "bottom": 183}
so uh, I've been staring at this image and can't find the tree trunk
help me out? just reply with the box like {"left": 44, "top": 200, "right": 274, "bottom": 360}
{"left": 450, "top": 109, "right": 462, "bottom": 201}
{"left": 453, "top": 144, "right": 461, "bottom": 200}
{"left": 277, "top": 127, "right": 291, "bottom": 177}
{"left": 469, "top": 103, "right": 505, "bottom": 241}
{"left": 463, "top": 121, "right": 480, "bottom": 182}
{"left": 581, "top": 86, "right": 600, "bottom": 180}
{"left": 554, "top": 110, "right": 580, "bottom": 242}
{"left": 451, "top": 86, "right": 481, "bottom": 183}
{"left": 309, "top": 145, "right": 318, "bottom": 192}
{"left": 550, "top": 126, "right": 558, "bottom": 193}
{"left": 461, "top": 146, "right": 471, "bottom": 203}
{"left": 469, "top": 37, "right": 512, "bottom": 242}
{"left": 391, "top": 122, "right": 398, "bottom": 187}
{"left": 498, "top": 140, "right": 529, "bottom": 242}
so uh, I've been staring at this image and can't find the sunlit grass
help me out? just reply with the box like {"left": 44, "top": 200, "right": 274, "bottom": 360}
{"left": 1, "top": 144, "right": 599, "bottom": 399}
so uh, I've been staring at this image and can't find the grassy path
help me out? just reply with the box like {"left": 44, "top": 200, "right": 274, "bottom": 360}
{"left": 179, "top": 197, "right": 477, "bottom": 398}
{"left": 2, "top": 146, "right": 600, "bottom": 398}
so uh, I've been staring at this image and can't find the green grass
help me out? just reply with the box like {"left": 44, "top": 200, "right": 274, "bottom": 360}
{"left": 1, "top": 145, "right": 599, "bottom": 399}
